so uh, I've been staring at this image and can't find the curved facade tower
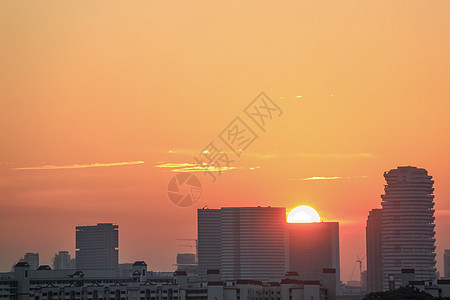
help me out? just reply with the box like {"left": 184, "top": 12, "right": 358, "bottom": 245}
{"left": 381, "top": 166, "right": 436, "bottom": 289}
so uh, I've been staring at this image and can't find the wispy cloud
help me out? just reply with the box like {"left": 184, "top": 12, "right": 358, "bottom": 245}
{"left": 248, "top": 152, "right": 373, "bottom": 159}
{"left": 289, "top": 176, "right": 368, "bottom": 181}
{"left": 12, "top": 161, "right": 145, "bottom": 170}
{"left": 163, "top": 149, "right": 373, "bottom": 160}
{"left": 295, "top": 153, "right": 373, "bottom": 158}
{"left": 155, "top": 162, "right": 253, "bottom": 173}
{"left": 302, "top": 176, "right": 342, "bottom": 181}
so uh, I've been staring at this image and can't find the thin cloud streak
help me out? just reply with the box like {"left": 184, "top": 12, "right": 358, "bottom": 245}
{"left": 289, "top": 176, "right": 369, "bottom": 181}
{"left": 155, "top": 162, "right": 248, "bottom": 173}
{"left": 248, "top": 152, "right": 373, "bottom": 159}
{"left": 12, "top": 161, "right": 145, "bottom": 170}
{"left": 164, "top": 149, "right": 373, "bottom": 160}
{"left": 297, "top": 176, "right": 342, "bottom": 181}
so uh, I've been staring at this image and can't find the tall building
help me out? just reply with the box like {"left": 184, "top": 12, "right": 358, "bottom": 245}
{"left": 198, "top": 207, "right": 287, "bottom": 282}
{"left": 221, "top": 207, "right": 286, "bottom": 281}
{"left": 444, "top": 250, "right": 450, "bottom": 278}
{"left": 20, "top": 253, "right": 39, "bottom": 270}
{"left": 197, "top": 209, "right": 221, "bottom": 277}
{"left": 379, "top": 166, "right": 436, "bottom": 290}
{"left": 53, "top": 251, "right": 75, "bottom": 270}
{"left": 366, "top": 209, "right": 383, "bottom": 292}
{"left": 75, "top": 223, "right": 118, "bottom": 270}
{"left": 287, "top": 222, "right": 340, "bottom": 292}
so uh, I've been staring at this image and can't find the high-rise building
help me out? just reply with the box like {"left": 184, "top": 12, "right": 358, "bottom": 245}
{"left": 221, "top": 207, "right": 286, "bottom": 281}
{"left": 366, "top": 209, "right": 383, "bottom": 292}
{"left": 53, "top": 251, "right": 75, "bottom": 270}
{"left": 198, "top": 207, "right": 287, "bottom": 282}
{"left": 444, "top": 250, "right": 450, "bottom": 278}
{"left": 287, "top": 222, "right": 340, "bottom": 292}
{"left": 197, "top": 209, "right": 221, "bottom": 277}
{"left": 75, "top": 223, "right": 118, "bottom": 270}
{"left": 20, "top": 253, "right": 39, "bottom": 270}
{"left": 379, "top": 166, "right": 436, "bottom": 290}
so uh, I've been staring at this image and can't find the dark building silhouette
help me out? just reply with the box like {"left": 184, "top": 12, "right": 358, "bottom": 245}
{"left": 19, "top": 253, "right": 39, "bottom": 270}
{"left": 366, "top": 208, "right": 383, "bottom": 292}
{"left": 197, "top": 207, "right": 286, "bottom": 282}
{"left": 53, "top": 251, "right": 75, "bottom": 270}
{"left": 444, "top": 249, "right": 450, "bottom": 278}
{"left": 75, "top": 223, "right": 118, "bottom": 270}
{"left": 366, "top": 166, "right": 436, "bottom": 291}
{"left": 197, "top": 209, "right": 221, "bottom": 278}
{"left": 288, "top": 222, "right": 340, "bottom": 293}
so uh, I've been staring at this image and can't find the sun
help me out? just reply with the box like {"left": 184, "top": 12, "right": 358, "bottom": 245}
{"left": 287, "top": 206, "right": 321, "bottom": 223}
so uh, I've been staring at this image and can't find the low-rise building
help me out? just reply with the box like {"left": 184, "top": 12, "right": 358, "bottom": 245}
{"left": 0, "top": 263, "right": 336, "bottom": 300}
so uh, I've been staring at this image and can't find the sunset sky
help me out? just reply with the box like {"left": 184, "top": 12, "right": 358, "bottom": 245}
{"left": 1, "top": 0, "right": 450, "bottom": 281}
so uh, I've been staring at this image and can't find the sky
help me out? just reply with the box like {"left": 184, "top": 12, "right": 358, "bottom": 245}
{"left": 1, "top": 0, "right": 450, "bottom": 282}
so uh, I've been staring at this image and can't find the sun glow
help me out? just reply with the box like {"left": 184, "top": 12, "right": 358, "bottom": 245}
{"left": 287, "top": 206, "right": 321, "bottom": 223}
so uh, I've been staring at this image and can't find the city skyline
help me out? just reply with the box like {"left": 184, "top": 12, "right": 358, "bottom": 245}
{"left": 1, "top": 171, "right": 449, "bottom": 282}
{"left": 3, "top": 172, "right": 448, "bottom": 281}
{"left": 1, "top": 0, "right": 450, "bottom": 285}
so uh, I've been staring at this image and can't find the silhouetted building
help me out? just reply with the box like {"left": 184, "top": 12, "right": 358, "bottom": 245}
{"left": 177, "top": 253, "right": 195, "bottom": 265}
{"left": 176, "top": 253, "right": 197, "bottom": 274}
{"left": 445, "top": 250, "right": 450, "bottom": 278}
{"left": 221, "top": 207, "right": 286, "bottom": 281}
{"left": 53, "top": 251, "right": 75, "bottom": 270}
{"left": 19, "top": 253, "right": 39, "bottom": 270}
{"left": 75, "top": 223, "right": 118, "bottom": 270}
{"left": 366, "top": 208, "right": 383, "bottom": 292}
{"left": 287, "top": 222, "right": 340, "bottom": 293}
{"left": 197, "top": 209, "right": 221, "bottom": 277}
{"left": 379, "top": 166, "right": 436, "bottom": 290}
{"left": 197, "top": 207, "right": 287, "bottom": 282}
{"left": 0, "top": 264, "right": 339, "bottom": 300}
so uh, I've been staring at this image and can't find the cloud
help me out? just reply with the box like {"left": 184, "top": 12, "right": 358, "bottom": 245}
{"left": 12, "top": 161, "right": 145, "bottom": 170}
{"left": 294, "top": 153, "right": 373, "bottom": 158}
{"left": 248, "top": 152, "right": 373, "bottom": 159}
{"left": 162, "top": 149, "right": 373, "bottom": 160}
{"left": 155, "top": 162, "right": 241, "bottom": 173}
{"left": 289, "top": 176, "right": 369, "bottom": 181}
{"left": 291, "top": 176, "right": 342, "bottom": 181}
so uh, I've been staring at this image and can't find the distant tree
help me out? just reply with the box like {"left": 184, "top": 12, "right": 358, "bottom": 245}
{"left": 363, "top": 286, "right": 439, "bottom": 300}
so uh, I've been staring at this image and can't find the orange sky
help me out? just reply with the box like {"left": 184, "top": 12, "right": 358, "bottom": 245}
{"left": 1, "top": 0, "right": 450, "bottom": 282}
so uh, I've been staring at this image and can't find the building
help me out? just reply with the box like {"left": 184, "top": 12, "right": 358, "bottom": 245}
{"left": 20, "top": 253, "right": 39, "bottom": 270}
{"left": 197, "top": 209, "right": 221, "bottom": 277}
{"left": 0, "top": 263, "right": 336, "bottom": 300}
{"left": 366, "top": 209, "right": 383, "bottom": 292}
{"left": 75, "top": 223, "right": 119, "bottom": 270}
{"left": 287, "top": 222, "right": 340, "bottom": 293}
{"left": 371, "top": 166, "right": 436, "bottom": 290}
{"left": 53, "top": 251, "right": 75, "bottom": 270}
{"left": 221, "top": 207, "right": 286, "bottom": 282}
{"left": 445, "top": 250, "right": 450, "bottom": 278}
{"left": 176, "top": 254, "right": 197, "bottom": 275}
{"left": 198, "top": 207, "right": 287, "bottom": 282}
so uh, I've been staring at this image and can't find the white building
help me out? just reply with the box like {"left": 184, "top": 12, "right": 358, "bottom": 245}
{"left": 380, "top": 166, "right": 436, "bottom": 290}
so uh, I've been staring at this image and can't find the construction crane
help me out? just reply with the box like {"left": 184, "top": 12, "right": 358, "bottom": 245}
{"left": 176, "top": 239, "right": 198, "bottom": 260}
{"left": 356, "top": 254, "right": 366, "bottom": 282}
